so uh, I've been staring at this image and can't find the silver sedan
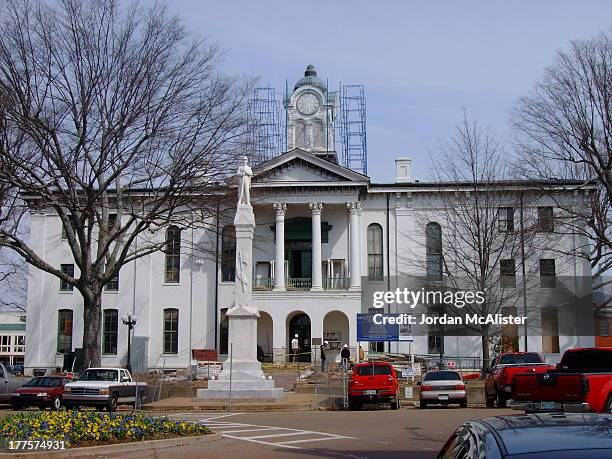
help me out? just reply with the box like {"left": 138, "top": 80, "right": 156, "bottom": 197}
{"left": 419, "top": 370, "right": 467, "bottom": 408}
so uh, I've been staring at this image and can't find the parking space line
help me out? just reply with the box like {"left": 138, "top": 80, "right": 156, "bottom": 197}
{"left": 221, "top": 435, "right": 302, "bottom": 450}
{"left": 220, "top": 428, "right": 281, "bottom": 434}
{"left": 279, "top": 436, "right": 350, "bottom": 445}
{"left": 246, "top": 431, "right": 314, "bottom": 440}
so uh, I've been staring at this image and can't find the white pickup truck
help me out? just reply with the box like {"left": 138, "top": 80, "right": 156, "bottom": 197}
{"left": 63, "top": 367, "right": 146, "bottom": 412}
{"left": 0, "top": 363, "right": 29, "bottom": 403}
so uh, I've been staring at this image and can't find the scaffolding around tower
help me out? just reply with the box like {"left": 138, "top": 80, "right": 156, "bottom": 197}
{"left": 338, "top": 83, "right": 368, "bottom": 175}
{"left": 246, "top": 87, "right": 286, "bottom": 165}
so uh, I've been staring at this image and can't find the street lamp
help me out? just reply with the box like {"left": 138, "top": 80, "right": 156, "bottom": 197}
{"left": 121, "top": 314, "right": 138, "bottom": 373}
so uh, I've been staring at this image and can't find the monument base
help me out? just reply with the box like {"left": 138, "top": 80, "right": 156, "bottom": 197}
{"left": 197, "top": 361, "right": 285, "bottom": 399}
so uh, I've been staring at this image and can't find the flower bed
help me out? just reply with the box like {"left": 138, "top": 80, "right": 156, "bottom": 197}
{"left": 0, "top": 411, "right": 210, "bottom": 449}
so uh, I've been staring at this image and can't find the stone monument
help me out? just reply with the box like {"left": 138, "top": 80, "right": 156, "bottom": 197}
{"left": 197, "top": 157, "right": 284, "bottom": 399}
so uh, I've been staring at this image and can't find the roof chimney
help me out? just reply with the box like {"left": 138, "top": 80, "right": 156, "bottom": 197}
{"left": 395, "top": 157, "right": 412, "bottom": 183}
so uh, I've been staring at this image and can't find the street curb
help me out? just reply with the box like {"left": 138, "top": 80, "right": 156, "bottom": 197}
{"left": 0, "top": 433, "right": 222, "bottom": 458}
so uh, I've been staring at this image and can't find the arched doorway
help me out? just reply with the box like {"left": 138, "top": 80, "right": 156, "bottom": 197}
{"left": 323, "top": 311, "right": 349, "bottom": 363}
{"left": 287, "top": 312, "right": 311, "bottom": 362}
{"left": 257, "top": 311, "right": 273, "bottom": 362}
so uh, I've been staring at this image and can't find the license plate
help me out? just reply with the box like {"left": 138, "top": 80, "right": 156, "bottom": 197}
{"left": 438, "top": 394, "right": 449, "bottom": 400}
{"left": 540, "top": 401, "right": 556, "bottom": 410}
{"left": 364, "top": 390, "right": 377, "bottom": 395}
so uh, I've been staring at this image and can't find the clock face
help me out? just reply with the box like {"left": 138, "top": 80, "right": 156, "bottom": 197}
{"left": 296, "top": 93, "right": 320, "bottom": 115}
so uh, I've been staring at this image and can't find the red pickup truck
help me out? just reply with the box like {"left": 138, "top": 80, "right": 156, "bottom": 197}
{"left": 510, "top": 347, "right": 612, "bottom": 413}
{"left": 484, "top": 352, "right": 554, "bottom": 408}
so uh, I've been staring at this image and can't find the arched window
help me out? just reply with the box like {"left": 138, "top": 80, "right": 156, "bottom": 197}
{"left": 295, "top": 121, "right": 306, "bottom": 148}
{"left": 57, "top": 309, "right": 73, "bottom": 354}
{"left": 221, "top": 225, "right": 236, "bottom": 282}
{"left": 367, "top": 224, "right": 384, "bottom": 280}
{"left": 163, "top": 308, "right": 179, "bottom": 354}
{"left": 425, "top": 222, "right": 442, "bottom": 280}
{"left": 165, "top": 226, "right": 181, "bottom": 283}
{"left": 313, "top": 121, "right": 324, "bottom": 148}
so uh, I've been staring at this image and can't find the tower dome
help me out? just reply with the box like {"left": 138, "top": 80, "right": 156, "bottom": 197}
{"left": 294, "top": 64, "right": 326, "bottom": 91}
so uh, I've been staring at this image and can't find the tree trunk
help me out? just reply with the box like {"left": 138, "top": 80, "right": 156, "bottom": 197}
{"left": 481, "top": 326, "right": 490, "bottom": 371}
{"left": 83, "top": 295, "right": 102, "bottom": 368}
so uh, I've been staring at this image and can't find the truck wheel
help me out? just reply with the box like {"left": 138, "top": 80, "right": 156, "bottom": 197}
{"left": 107, "top": 393, "right": 118, "bottom": 412}
{"left": 51, "top": 397, "right": 62, "bottom": 411}
{"left": 496, "top": 392, "right": 507, "bottom": 408}
{"left": 605, "top": 395, "right": 612, "bottom": 413}
{"left": 391, "top": 398, "right": 399, "bottom": 410}
{"left": 460, "top": 399, "right": 468, "bottom": 408}
{"left": 348, "top": 397, "right": 361, "bottom": 411}
{"left": 486, "top": 397, "right": 495, "bottom": 408}
{"left": 419, "top": 400, "right": 427, "bottom": 409}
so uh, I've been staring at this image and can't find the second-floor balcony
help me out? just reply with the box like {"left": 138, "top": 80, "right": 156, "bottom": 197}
{"left": 253, "top": 277, "right": 350, "bottom": 291}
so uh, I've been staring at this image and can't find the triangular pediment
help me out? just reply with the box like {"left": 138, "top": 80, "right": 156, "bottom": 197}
{"left": 252, "top": 149, "right": 369, "bottom": 185}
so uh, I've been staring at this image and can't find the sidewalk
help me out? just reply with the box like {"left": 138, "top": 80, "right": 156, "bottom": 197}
{"left": 143, "top": 392, "right": 319, "bottom": 412}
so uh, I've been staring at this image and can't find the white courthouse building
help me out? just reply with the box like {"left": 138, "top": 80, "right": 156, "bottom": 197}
{"left": 23, "top": 66, "right": 595, "bottom": 373}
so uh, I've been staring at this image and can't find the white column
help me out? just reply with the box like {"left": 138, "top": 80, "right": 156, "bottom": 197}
{"left": 348, "top": 202, "right": 362, "bottom": 290}
{"left": 273, "top": 203, "right": 286, "bottom": 291}
{"left": 310, "top": 202, "right": 323, "bottom": 291}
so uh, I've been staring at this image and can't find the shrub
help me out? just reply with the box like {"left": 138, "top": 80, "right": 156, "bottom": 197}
{"left": 0, "top": 410, "right": 209, "bottom": 448}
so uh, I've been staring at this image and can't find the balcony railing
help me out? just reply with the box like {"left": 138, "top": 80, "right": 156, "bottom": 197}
{"left": 252, "top": 277, "right": 350, "bottom": 291}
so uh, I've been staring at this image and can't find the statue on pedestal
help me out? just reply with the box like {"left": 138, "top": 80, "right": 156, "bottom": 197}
{"left": 237, "top": 156, "right": 253, "bottom": 206}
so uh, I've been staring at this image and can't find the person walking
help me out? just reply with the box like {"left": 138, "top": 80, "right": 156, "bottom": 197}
{"left": 341, "top": 344, "right": 350, "bottom": 370}
{"left": 359, "top": 345, "right": 365, "bottom": 362}
{"left": 291, "top": 334, "right": 299, "bottom": 363}
{"left": 320, "top": 341, "right": 328, "bottom": 372}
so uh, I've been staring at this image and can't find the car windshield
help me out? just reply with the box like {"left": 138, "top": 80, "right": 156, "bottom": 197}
{"left": 560, "top": 349, "right": 612, "bottom": 371}
{"left": 78, "top": 369, "right": 119, "bottom": 382}
{"left": 424, "top": 371, "right": 461, "bottom": 381}
{"left": 356, "top": 365, "right": 392, "bottom": 376}
{"left": 24, "top": 377, "right": 62, "bottom": 387}
{"left": 498, "top": 353, "right": 542, "bottom": 365}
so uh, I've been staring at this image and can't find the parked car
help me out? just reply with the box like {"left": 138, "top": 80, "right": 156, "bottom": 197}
{"left": 348, "top": 362, "right": 400, "bottom": 410}
{"left": 63, "top": 367, "right": 146, "bottom": 412}
{"left": 10, "top": 376, "right": 69, "bottom": 411}
{"left": 484, "top": 352, "right": 553, "bottom": 408}
{"left": 438, "top": 413, "right": 612, "bottom": 458}
{"left": 420, "top": 370, "right": 467, "bottom": 409}
{"left": 511, "top": 347, "right": 612, "bottom": 413}
{"left": 0, "top": 363, "right": 30, "bottom": 403}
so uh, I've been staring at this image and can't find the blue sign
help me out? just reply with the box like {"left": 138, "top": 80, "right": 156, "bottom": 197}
{"left": 357, "top": 313, "right": 414, "bottom": 342}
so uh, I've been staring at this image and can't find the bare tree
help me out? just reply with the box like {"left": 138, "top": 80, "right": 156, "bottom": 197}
{"left": 512, "top": 31, "right": 612, "bottom": 305}
{"left": 421, "top": 115, "right": 542, "bottom": 369}
{"left": 0, "top": 0, "right": 252, "bottom": 366}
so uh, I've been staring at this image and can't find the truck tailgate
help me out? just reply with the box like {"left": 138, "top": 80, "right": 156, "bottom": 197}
{"left": 512, "top": 372, "right": 585, "bottom": 402}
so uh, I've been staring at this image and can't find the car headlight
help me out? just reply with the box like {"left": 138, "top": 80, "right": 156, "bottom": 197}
{"left": 99, "top": 389, "right": 110, "bottom": 395}
{"left": 36, "top": 392, "right": 48, "bottom": 397}
{"left": 64, "top": 388, "right": 71, "bottom": 393}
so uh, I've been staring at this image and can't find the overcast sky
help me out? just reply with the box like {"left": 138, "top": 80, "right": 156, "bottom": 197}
{"left": 151, "top": 2, "right": 608, "bottom": 181}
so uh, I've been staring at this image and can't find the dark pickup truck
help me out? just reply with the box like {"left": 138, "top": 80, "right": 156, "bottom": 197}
{"left": 510, "top": 347, "right": 612, "bottom": 413}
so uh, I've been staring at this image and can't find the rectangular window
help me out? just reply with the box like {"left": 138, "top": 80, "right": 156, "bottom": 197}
{"left": 539, "top": 259, "right": 556, "bottom": 288}
{"left": 601, "top": 320, "right": 609, "bottom": 337}
{"left": 14, "top": 336, "right": 25, "bottom": 353}
{"left": 105, "top": 267, "right": 119, "bottom": 292}
{"left": 538, "top": 207, "right": 554, "bottom": 232}
{"left": 500, "top": 259, "right": 516, "bottom": 288}
{"left": 163, "top": 309, "right": 179, "bottom": 354}
{"left": 60, "top": 264, "right": 74, "bottom": 291}
{"left": 427, "top": 333, "right": 441, "bottom": 355}
{"left": 57, "top": 309, "right": 73, "bottom": 354}
{"left": 165, "top": 227, "right": 181, "bottom": 284}
{"left": 498, "top": 207, "right": 515, "bottom": 232}
{"left": 61, "top": 215, "right": 78, "bottom": 239}
{"left": 102, "top": 309, "right": 118, "bottom": 355}
{"left": 0, "top": 336, "right": 10, "bottom": 353}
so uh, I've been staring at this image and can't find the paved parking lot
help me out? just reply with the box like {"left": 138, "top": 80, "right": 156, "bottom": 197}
{"left": 0, "top": 405, "right": 514, "bottom": 457}
{"left": 157, "top": 407, "right": 514, "bottom": 458}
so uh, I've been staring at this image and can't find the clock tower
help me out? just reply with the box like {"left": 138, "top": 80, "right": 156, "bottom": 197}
{"left": 285, "top": 65, "right": 338, "bottom": 163}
